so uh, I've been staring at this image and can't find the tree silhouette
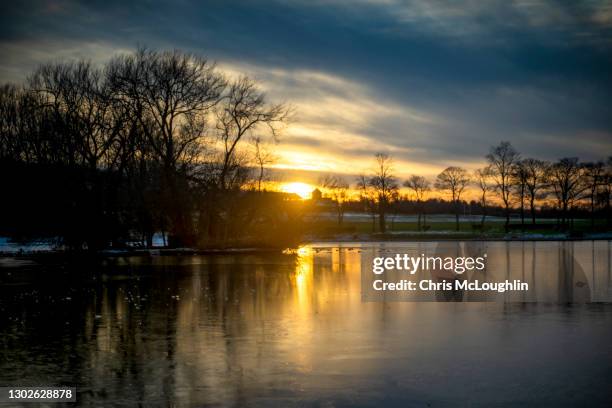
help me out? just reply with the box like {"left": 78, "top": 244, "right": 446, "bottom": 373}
{"left": 368, "top": 153, "right": 398, "bottom": 233}
{"left": 404, "top": 175, "right": 430, "bottom": 230}
{"left": 583, "top": 161, "right": 606, "bottom": 227}
{"left": 106, "top": 48, "right": 226, "bottom": 245}
{"left": 251, "top": 136, "right": 277, "bottom": 192}
{"left": 435, "top": 166, "right": 470, "bottom": 231}
{"left": 473, "top": 166, "right": 493, "bottom": 228}
{"left": 522, "top": 158, "right": 549, "bottom": 225}
{"left": 320, "top": 174, "right": 350, "bottom": 226}
{"left": 487, "top": 141, "right": 520, "bottom": 231}
{"left": 216, "top": 76, "right": 289, "bottom": 190}
{"left": 0, "top": 48, "right": 294, "bottom": 249}
{"left": 356, "top": 174, "right": 377, "bottom": 232}
{"left": 512, "top": 160, "right": 530, "bottom": 227}
{"left": 548, "top": 158, "right": 585, "bottom": 229}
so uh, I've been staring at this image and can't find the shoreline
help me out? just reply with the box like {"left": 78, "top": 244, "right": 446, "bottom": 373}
{"left": 305, "top": 232, "right": 612, "bottom": 243}
{"left": 1, "top": 233, "right": 611, "bottom": 259}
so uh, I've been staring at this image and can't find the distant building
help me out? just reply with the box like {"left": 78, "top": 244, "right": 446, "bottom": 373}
{"left": 309, "top": 188, "right": 334, "bottom": 211}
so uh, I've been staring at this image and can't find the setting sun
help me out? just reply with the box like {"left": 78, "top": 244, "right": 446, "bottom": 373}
{"left": 280, "top": 182, "right": 314, "bottom": 199}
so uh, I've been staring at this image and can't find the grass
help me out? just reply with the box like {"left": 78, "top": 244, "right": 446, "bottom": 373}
{"left": 306, "top": 218, "right": 603, "bottom": 238}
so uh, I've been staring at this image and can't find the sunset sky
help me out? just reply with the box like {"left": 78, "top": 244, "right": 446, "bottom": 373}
{"left": 1, "top": 0, "right": 611, "bottom": 185}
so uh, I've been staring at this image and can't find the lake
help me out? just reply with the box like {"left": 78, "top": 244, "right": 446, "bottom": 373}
{"left": 1, "top": 241, "right": 612, "bottom": 407}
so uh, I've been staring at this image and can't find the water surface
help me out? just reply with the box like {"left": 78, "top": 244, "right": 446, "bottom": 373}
{"left": 1, "top": 241, "right": 612, "bottom": 406}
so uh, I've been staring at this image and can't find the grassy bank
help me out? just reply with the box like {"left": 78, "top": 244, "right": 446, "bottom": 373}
{"left": 304, "top": 218, "right": 611, "bottom": 241}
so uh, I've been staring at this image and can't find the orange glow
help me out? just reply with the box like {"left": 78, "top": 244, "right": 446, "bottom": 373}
{"left": 280, "top": 182, "right": 315, "bottom": 199}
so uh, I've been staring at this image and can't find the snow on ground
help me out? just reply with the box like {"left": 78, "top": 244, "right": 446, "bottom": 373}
{"left": 0, "top": 237, "right": 59, "bottom": 254}
{"left": 0, "top": 232, "right": 168, "bottom": 254}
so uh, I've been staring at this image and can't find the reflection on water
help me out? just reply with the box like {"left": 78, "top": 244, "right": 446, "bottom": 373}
{"left": 362, "top": 241, "right": 612, "bottom": 302}
{"left": 1, "top": 241, "right": 612, "bottom": 406}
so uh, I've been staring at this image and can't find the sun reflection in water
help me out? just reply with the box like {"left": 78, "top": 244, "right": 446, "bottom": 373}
{"left": 295, "top": 245, "right": 313, "bottom": 307}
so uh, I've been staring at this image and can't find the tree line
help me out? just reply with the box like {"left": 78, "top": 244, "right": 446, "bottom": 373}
{"left": 319, "top": 143, "right": 612, "bottom": 232}
{"left": 0, "top": 48, "right": 295, "bottom": 249}
{"left": 2, "top": 48, "right": 609, "bottom": 248}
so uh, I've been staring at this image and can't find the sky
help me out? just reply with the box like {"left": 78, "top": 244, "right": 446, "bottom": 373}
{"left": 1, "top": 0, "right": 611, "bottom": 183}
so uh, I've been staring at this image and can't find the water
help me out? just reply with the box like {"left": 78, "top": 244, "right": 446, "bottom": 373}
{"left": 1, "top": 241, "right": 612, "bottom": 407}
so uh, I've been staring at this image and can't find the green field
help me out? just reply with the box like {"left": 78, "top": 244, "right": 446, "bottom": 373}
{"left": 306, "top": 217, "right": 605, "bottom": 240}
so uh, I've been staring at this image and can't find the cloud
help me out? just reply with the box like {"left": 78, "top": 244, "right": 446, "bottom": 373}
{"left": 0, "top": 38, "right": 131, "bottom": 82}
{"left": 1, "top": 0, "right": 610, "bottom": 180}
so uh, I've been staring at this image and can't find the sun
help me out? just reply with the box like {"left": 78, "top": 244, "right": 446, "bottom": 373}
{"left": 280, "top": 182, "right": 314, "bottom": 199}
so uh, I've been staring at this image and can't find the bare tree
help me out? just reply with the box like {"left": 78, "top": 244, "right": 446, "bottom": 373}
{"left": 320, "top": 174, "right": 350, "bottom": 226}
{"left": 487, "top": 141, "right": 520, "bottom": 231}
{"left": 0, "top": 84, "right": 23, "bottom": 160}
{"left": 435, "top": 166, "right": 470, "bottom": 231}
{"left": 547, "top": 157, "right": 585, "bottom": 228}
{"left": 29, "top": 61, "right": 121, "bottom": 169}
{"left": 216, "top": 76, "right": 289, "bottom": 190}
{"left": 0, "top": 85, "right": 46, "bottom": 163}
{"left": 583, "top": 161, "right": 606, "bottom": 226}
{"left": 356, "top": 174, "right": 377, "bottom": 232}
{"left": 473, "top": 166, "right": 493, "bottom": 228}
{"left": 0, "top": 47, "right": 301, "bottom": 249}
{"left": 251, "top": 136, "right": 276, "bottom": 192}
{"left": 403, "top": 175, "right": 430, "bottom": 231}
{"left": 106, "top": 48, "right": 226, "bottom": 244}
{"left": 368, "top": 153, "right": 398, "bottom": 233}
{"left": 512, "top": 160, "right": 530, "bottom": 227}
{"left": 523, "top": 158, "right": 548, "bottom": 225}
{"left": 108, "top": 48, "right": 226, "bottom": 173}
{"left": 388, "top": 189, "right": 402, "bottom": 231}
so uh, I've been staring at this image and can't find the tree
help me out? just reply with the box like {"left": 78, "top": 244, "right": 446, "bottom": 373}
{"left": 320, "top": 174, "right": 350, "bottom": 226}
{"left": 216, "top": 76, "right": 289, "bottom": 190}
{"left": 547, "top": 158, "right": 585, "bottom": 228}
{"left": 108, "top": 48, "right": 225, "bottom": 173}
{"left": 583, "top": 161, "right": 606, "bottom": 226}
{"left": 403, "top": 175, "right": 430, "bottom": 230}
{"left": 0, "top": 84, "right": 38, "bottom": 162}
{"left": 107, "top": 48, "right": 226, "bottom": 245}
{"left": 473, "top": 167, "right": 493, "bottom": 228}
{"left": 388, "top": 189, "right": 402, "bottom": 231}
{"left": 0, "top": 47, "right": 296, "bottom": 249}
{"left": 251, "top": 136, "right": 276, "bottom": 192}
{"left": 522, "top": 158, "right": 548, "bottom": 225}
{"left": 435, "top": 166, "right": 470, "bottom": 231}
{"left": 356, "top": 174, "right": 377, "bottom": 232}
{"left": 487, "top": 141, "right": 520, "bottom": 231}
{"left": 368, "top": 153, "right": 398, "bottom": 233}
{"left": 28, "top": 61, "right": 121, "bottom": 169}
{"left": 512, "top": 160, "right": 530, "bottom": 226}
{"left": 23, "top": 61, "right": 138, "bottom": 248}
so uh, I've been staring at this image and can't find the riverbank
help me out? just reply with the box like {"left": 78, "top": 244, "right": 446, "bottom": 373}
{"left": 2, "top": 232, "right": 612, "bottom": 260}
{"left": 304, "top": 231, "right": 612, "bottom": 243}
